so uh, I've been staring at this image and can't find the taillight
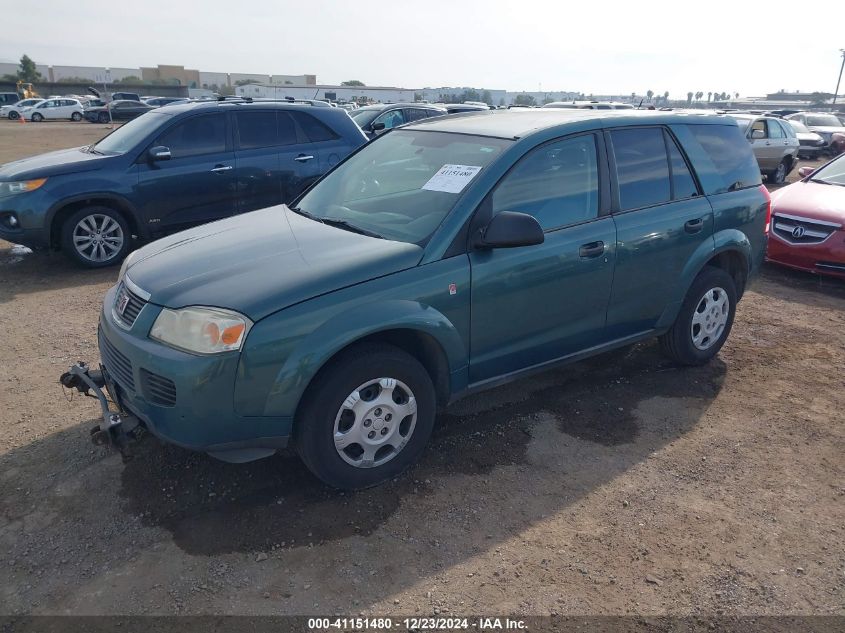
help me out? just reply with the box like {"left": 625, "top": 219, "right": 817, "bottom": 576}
{"left": 759, "top": 184, "right": 772, "bottom": 235}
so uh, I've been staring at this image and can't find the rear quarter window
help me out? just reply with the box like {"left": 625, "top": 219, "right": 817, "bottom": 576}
{"left": 686, "top": 124, "right": 761, "bottom": 193}
{"left": 291, "top": 112, "right": 339, "bottom": 142}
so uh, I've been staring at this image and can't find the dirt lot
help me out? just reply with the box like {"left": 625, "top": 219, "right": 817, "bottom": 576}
{"left": 1, "top": 120, "right": 844, "bottom": 618}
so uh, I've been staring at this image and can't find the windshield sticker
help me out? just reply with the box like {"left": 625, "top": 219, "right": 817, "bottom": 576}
{"left": 422, "top": 164, "right": 483, "bottom": 194}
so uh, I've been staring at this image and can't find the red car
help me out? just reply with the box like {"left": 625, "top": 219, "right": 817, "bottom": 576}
{"left": 767, "top": 153, "right": 845, "bottom": 279}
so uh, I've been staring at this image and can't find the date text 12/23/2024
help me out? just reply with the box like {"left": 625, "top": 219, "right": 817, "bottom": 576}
{"left": 308, "top": 617, "right": 527, "bottom": 630}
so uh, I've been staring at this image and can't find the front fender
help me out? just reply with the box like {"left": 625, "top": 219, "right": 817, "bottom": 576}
{"left": 267, "top": 300, "right": 466, "bottom": 417}
{"left": 234, "top": 256, "right": 472, "bottom": 419}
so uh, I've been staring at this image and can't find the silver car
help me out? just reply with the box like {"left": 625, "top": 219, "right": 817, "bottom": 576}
{"left": 728, "top": 114, "right": 800, "bottom": 184}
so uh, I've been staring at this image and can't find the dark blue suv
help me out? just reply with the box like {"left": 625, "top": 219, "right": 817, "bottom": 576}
{"left": 0, "top": 100, "right": 367, "bottom": 267}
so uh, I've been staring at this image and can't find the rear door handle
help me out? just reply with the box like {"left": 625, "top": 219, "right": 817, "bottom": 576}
{"left": 685, "top": 218, "right": 704, "bottom": 234}
{"left": 579, "top": 241, "right": 605, "bottom": 258}
{"left": 210, "top": 165, "right": 232, "bottom": 173}
{"left": 294, "top": 154, "right": 315, "bottom": 163}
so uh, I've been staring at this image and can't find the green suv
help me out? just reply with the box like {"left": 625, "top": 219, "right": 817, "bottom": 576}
{"left": 67, "top": 110, "right": 770, "bottom": 489}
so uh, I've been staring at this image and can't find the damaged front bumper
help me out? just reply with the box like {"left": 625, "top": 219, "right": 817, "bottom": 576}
{"left": 60, "top": 361, "right": 141, "bottom": 461}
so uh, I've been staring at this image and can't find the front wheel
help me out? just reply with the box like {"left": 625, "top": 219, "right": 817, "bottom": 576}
{"left": 97, "top": 112, "right": 109, "bottom": 124}
{"left": 71, "top": 112, "right": 82, "bottom": 121}
{"left": 30, "top": 112, "right": 43, "bottom": 122}
{"left": 60, "top": 206, "right": 131, "bottom": 268}
{"left": 659, "top": 267, "right": 737, "bottom": 366}
{"left": 296, "top": 343, "right": 436, "bottom": 489}
{"left": 8, "top": 111, "right": 19, "bottom": 120}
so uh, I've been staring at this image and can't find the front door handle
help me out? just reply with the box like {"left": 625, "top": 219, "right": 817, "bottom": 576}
{"left": 579, "top": 241, "right": 605, "bottom": 258}
{"left": 294, "top": 154, "right": 315, "bottom": 163}
{"left": 210, "top": 165, "right": 232, "bottom": 173}
{"left": 685, "top": 218, "right": 704, "bottom": 234}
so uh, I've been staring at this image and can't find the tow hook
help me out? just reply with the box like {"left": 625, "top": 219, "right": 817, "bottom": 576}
{"left": 60, "top": 361, "right": 140, "bottom": 462}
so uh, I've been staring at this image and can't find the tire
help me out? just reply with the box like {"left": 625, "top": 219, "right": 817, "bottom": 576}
{"left": 659, "top": 267, "right": 737, "bottom": 366}
{"left": 31, "top": 112, "right": 43, "bottom": 122}
{"left": 60, "top": 206, "right": 131, "bottom": 268}
{"left": 8, "top": 111, "right": 18, "bottom": 120}
{"left": 296, "top": 343, "right": 437, "bottom": 489}
{"left": 71, "top": 112, "right": 82, "bottom": 121}
{"left": 98, "top": 112, "right": 109, "bottom": 124}
{"left": 770, "top": 159, "right": 788, "bottom": 185}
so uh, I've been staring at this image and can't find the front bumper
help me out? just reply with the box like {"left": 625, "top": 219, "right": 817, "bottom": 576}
{"left": 767, "top": 230, "right": 845, "bottom": 279}
{"left": 93, "top": 284, "right": 293, "bottom": 460}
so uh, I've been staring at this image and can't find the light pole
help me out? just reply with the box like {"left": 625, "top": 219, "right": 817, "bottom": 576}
{"left": 834, "top": 49, "right": 845, "bottom": 107}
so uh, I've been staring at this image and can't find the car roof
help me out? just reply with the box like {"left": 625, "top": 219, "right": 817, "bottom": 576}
{"left": 357, "top": 102, "right": 445, "bottom": 112}
{"left": 404, "top": 109, "right": 734, "bottom": 139}
{"left": 156, "top": 100, "right": 350, "bottom": 116}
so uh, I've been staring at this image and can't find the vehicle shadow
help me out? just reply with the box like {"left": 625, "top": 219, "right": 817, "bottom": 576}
{"left": 0, "top": 241, "right": 118, "bottom": 303}
{"left": 1, "top": 342, "right": 725, "bottom": 610}
{"left": 755, "top": 263, "right": 845, "bottom": 304}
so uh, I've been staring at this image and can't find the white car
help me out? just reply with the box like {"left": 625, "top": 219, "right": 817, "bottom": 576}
{"left": 21, "top": 98, "right": 84, "bottom": 122}
{"left": 0, "top": 98, "right": 43, "bottom": 120}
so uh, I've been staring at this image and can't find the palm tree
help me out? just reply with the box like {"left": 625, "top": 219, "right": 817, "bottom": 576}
{"left": 646, "top": 89, "right": 654, "bottom": 102}
{"left": 734, "top": 92, "right": 739, "bottom": 99}
{"left": 707, "top": 91, "right": 712, "bottom": 102}
{"left": 663, "top": 91, "right": 670, "bottom": 104}
{"left": 695, "top": 91, "right": 704, "bottom": 102}
{"left": 687, "top": 91, "right": 693, "bottom": 104}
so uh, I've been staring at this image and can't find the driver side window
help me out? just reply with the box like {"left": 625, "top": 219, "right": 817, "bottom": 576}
{"left": 492, "top": 134, "right": 599, "bottom": 231}
{"left": 375, "top": 109, "right": 406, "bottom": 130}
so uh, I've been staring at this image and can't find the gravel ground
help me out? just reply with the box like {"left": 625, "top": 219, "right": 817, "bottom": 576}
{"left": 0, "top": 119, "right": 844, "bottom": 617}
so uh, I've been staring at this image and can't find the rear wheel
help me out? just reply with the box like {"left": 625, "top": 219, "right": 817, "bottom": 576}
{"left": 71, "top": 112, "right": 82, "bottom": 121}
{"left": 30, "top": 112, "right": 43, "bottom": 122}
{"left": 659, "top": 267, "right": 737, "bottom": 366}
{"left": 770, "top": 159, "right": 788, "bottom": 184}
{"left": 60, "top": 206, "right": 130, "bottom": 268}
{"left": 296, "top": 343, "right": 436, "bottom": 489}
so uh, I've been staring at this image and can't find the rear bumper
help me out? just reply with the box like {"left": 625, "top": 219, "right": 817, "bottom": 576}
{"left": 766, "top": 230, "right": 845, "bottom": 279}
{"left": 97, "top": 284, "right": 293, "bottom": 458}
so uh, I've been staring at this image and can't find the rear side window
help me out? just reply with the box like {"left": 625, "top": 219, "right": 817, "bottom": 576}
{"left": 492, "top": 134, "right": 599, "bottom": 231}
{"left": 236, "top": 111, "right": 278, "bottom": 149}
{"left": 610, "top": 127, "right": 670, "bottom": 210}
{"left": 290, "top": 112, "right": 338, "bottom": 142}
{"left": 665, "top": 131, "right": 699, "bottom": 200}
{"left": 767, "top": 120, "right": 784, "bottom": 139}
{"left": 158, "top": 114, "right": 226, "bottom": 158}
{"left": 687, "top": 124, "right": 761, "bottom": 191}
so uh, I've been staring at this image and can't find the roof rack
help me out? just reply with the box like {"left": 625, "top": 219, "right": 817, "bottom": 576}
{"left": 217, "top": 96, "right": 252, "bottom": 102}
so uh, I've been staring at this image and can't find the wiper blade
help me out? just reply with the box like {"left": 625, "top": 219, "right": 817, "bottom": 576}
{"left": 808, "top": 178, "right": 833, "bottom": 185}
{"left": 288, "top": 206, "right": 324, "bottom": 223}
{"left": 320, "top": 217, "right": 384, "bottom": 239}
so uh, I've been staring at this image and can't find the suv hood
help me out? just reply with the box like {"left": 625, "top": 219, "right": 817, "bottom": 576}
{"left": 124, "top": 206, "right": 424, "bottom": 321}
{"left": 0, "top": 146, "right": 113, "bottom": 179}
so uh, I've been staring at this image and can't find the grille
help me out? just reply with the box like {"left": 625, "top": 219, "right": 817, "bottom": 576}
{"left": 772, "top": 213, "right": 841, "bottom": 245}
{"left": 99, "top": 331, "right": 135, "bottom": 392}
{"left": 113, "top": 282, "right": 147, "bottom": 328}
{"left": 798, "top": 138, "right": 824, "bottom": 147}
{"left": 140, "top": 369, "right": 177, "bottom": 407}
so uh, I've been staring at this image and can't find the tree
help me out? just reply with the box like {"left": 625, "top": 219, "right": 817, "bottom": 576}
{"left": 481, "top": 89, "right": 492, "bottom": 105}
{"left": 707, "top": 91, "right": 712, "bottom": 102}
{"left": 663, "top": 91, "right": 670, "bottom": 103}
{"left": 114, "top": 75, "right": 143, "bottom": 85}
{"left": 734, "top": 92, "right": 739, "bottom": 99}
{"left": 341, "top": 80, "right": 365, "bottom": 86}
{"left": 695, "top": 91, "right": 703, "bottom": 102}
{"left": 57, "top": 76, "right": 95, "bottom": 84}
{"left": 646, "top": 89, "right": 654, "bottom": 102}
{"left": 235, "top": 79, "right": 255, "bottom": 86}
{"left": 514, "top": 93, "right": 536, "bottom": 106}
{"left": 687, "top": 91, "right": 694, "bottom": 105}
{"left": 16, "top": 54, "right": 42, "bottom": 83}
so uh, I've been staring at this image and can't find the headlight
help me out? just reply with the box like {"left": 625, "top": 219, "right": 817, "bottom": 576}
{"left": 150, "top": 306, "right": 252, "bottom": 354}
{"left": 0, "top": 178, "right": 47, "bottom": 198}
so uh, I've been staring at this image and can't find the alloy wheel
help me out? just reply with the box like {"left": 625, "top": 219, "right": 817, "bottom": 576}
{"left": 72, "top": 214, "right": 125, "bottom": 264}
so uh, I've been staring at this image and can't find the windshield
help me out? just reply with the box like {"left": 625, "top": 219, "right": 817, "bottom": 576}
{"left": 787, "top": 120, "right": 810, "bottom": 133}
{"left": 810, "top": 153, "right": 845, "bottom": 185}
{"left": 806, "top": 115, "right": 842, "bottom": 127}
{"left": 296, "top": 130, "right": 512, "bottom": 244}
{"left": 91, "top": 111, "right": 171, "bottom": 155}
{"left": 349, "top": 108, "right": 381, "bottom": 128}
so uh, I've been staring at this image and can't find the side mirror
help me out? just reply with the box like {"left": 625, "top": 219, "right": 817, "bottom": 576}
{"left": 798, "top": 166, "right": 815, "bottom": 178}
{"left": 371, "top": 122, "right": 386, "bottom": 132}
{"left": 751, "top": 129, "right": 766, "bottom": 140}
{"left": 473, "top": 211, "right": 544, "bottom": 249}
{"left": 148, "top": 146, "right": 171, "bottom": 161}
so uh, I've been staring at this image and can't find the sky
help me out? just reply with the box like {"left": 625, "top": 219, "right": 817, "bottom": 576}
{"left": 2, "top": 0, "right": 842, "bottom": 99}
